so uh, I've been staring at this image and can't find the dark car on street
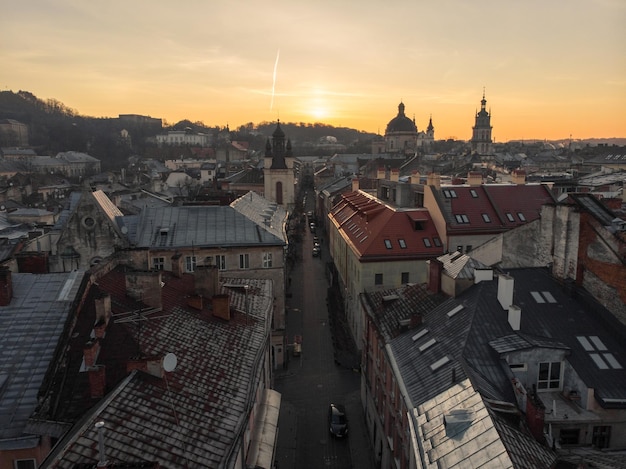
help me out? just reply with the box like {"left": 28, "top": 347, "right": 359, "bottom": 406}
{"left": 328, "top": 404, "right": 348, "bottom": 438}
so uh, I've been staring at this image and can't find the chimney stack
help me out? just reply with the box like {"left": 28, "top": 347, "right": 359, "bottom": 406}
{"left": 0, "top": 267, "right": 13, "bottom": 306}
{"left": 497, "top": 274, "right": 514, "bottom": 309}
{"left": 427, "top": 172, "right": 441, "bottom": 189}
{"left": 194, "top": 265, "right": 219, "bottom": 298}
{"left": 508, "top": 304, "right": 521, "bottom": 330}
{"left": 428, "top": 259, "right": 443, "bottom": 293}
{"left": 410, "top": 170, "right": 421, "bottom": 185}
{"left": 351, "top": 177, "right": 360, "bottom": 192}
{"left": 212, "top": 294, "right": 231, "bottom": 321}
{"left": 511, "top": 169, "right": 526, "bottom": 185}
{"left": 390, "top": 168, "right": 399, "bottom": 182}
{"left": 467, "top": 171, "right": 482, "bottom": 186}
{"left": 377, "top": 167, "right": 386, "bottom": 180}
{"left": 125, "top": 270, "right": 163, "bottom": 310}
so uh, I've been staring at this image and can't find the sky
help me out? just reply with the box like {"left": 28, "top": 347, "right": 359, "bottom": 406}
{"left": 2, "top": 0, "right": 625, "bottom": 142}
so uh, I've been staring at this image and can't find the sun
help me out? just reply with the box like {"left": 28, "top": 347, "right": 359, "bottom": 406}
{"left": 310, "top": 107, "right": 328, "bottom": 120}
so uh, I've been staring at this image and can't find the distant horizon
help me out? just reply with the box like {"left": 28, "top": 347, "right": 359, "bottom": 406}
{"left": 2, "top": 2, "right": 624, "bottom": 143}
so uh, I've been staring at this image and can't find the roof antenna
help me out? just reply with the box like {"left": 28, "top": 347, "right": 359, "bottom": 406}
{"left": 95, "top": 421, "right": 109, "bottom": 467}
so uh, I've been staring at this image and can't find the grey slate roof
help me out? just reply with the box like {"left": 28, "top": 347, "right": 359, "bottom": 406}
{"left": 0, "top": 271, "right": 86, "bottom": 447}
{"left": 438, "top": 251, "right": 489, "bottom": 280}
{"left": 230, "top": 191, "right": 288, "bottom": 243}
{"left": 131, "top": 205, "right": 285, "bottom": 248}
{"left": 41, "top": 275, "right": 274, "bottom": 468}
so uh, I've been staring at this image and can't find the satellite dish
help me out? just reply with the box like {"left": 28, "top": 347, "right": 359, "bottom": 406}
{"left": 162, "top": 352, "right": 178, "bottom": 372}
{"left": 121, "top": 225, "right": 128, "bottom": 234}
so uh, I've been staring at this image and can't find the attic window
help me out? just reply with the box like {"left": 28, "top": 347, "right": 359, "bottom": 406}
{"left": 470, "top": 189, "right": 478, "bottom": 198}
{"left": 518, "top": 212, "right": 527, "bottom": 221}
{"left": 418, "top": 338, "right": 437, "bottom": 352}
{"left": 482, "top": 213, "right": 491, "bottom": 222}
{"left": 398, "top": 239, "right": 407, "bottom": 249}
{"left": 414, "top": 221, "right": 425, "bottom": 230}
{"left": 454, "top": 214, "right": 469, "bottom": 224}
{"left": 433, "top": 237, "right": 442, "bottom": 247}
{"left": 423, "top": 238, "right": 432, "bottom": 247}
{"left": 447, "top": 304, "right": 464, "bottom": 318}
{"left": 384, "top": 239, "right": 392, "bottom": 249}
{"left": 412, "top": 328, "right": 429, "bottom": 341}
{"left": 506, "top": 213, "right": 515, "bottom": 222}
{"left": 443, "top": 189, "right": 458, "bottom": 198}
{"left": 430, "top": 356, "right": 450, "bottom": 372}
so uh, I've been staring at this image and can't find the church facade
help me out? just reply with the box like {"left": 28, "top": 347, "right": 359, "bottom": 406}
{"left": 264, "top": 121, "right": 295, "bottom": 210}
{"left": 372, "top": 102, "right": 434, "bottom": 155}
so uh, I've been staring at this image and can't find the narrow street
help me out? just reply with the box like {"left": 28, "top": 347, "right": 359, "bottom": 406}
{"left": 274, "top": 198, "right": 374, "bottom": 469}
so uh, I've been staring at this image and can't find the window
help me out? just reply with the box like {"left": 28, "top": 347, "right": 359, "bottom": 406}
{"left": 381, "top": 186, "right": 389, "bottom": 199}
{"left": 482, "top": 213, "right": 491, "bottom": 222}
{"left": 401, "top": 272, "right": 409, "bottom": 284}
{"left": 239, "top": 253, "right": 250, "bottom": 269}
{"left": 263, "top": 252, "right": 273, "bottom": 268}
{"left": 506, "top": 213, "right": 515, "bottom": 222}
{"left": 185, "top": 255, "right": 196, "bottom": 272}
{"left": 375, "top": 273, "right": 383, "bottom": 285}
{"left": 537, "top": 362, "right": 561, "bottom": 390}
{"left": 470, "top": 189, "right": 478, "bottom": 198}
{"left": 384, "top": 239, "right": 392, "bottom": 249}
{"left": 455, "top": 214, "right": 469, "bottom": 223}
{"left": 456, "top": 245, "right": 463, "bottom": 253}
{"left": 559, "top": 429, "right": 580, "bottom": 445}
{"left": 443, "top": 189, "right": 458, "bottom": 198}
{"left": 14, "top": 460, "right": 36, "bottom": 469}
{"left": 433, "top": 237, "right": 442, "bottom": 247}
{"left": 152, "top": 257, "right": 165, "bottom": 271}
{"left": 592, "top": 425, "right": 611, "bottom": 449}
{"left": 423, "top": 238, "right": 432, "bottom": 247}
{"left": 465, "top": 245, "right": 472, "bottom": 253}
{"left": 518, "top": 212, "right": 526, "bottom": 221}
{"left": 398, "top": 239, "right": 407, "bottom": 249}
{"left": 215, "top": 255, "right": 226, "bottom": 270}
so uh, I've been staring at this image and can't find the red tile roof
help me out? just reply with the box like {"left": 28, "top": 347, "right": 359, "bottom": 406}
{"left": 435, "top": 183, "right": 555, "bottom": 234}
{"left": 330, "top": 192, "right": 444, "bottom": 261}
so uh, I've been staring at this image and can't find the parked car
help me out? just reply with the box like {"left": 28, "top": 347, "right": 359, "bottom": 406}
{"left": 312, "top": 245, "right": 321, "bottom": 257}
{"left": 309, "top": 222, "right": 316, "bottom": 233}
{"left": 328, "top": 404, "right": 348, "bottom": 437}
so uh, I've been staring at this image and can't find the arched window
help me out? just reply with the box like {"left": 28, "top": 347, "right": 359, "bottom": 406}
{"left": 276, "top": 181, "right": 283, "bottom": 205}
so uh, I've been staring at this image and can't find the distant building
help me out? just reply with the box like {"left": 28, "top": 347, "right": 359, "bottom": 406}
{"left": 118, "top": 113, "right": 162, "bottom": 128}
{"left": 155, "top": 130, "right": 212, "bottom": 147}
{"left": 30, "top": 151, "right": 101, "bottom": 178}
{"left": 0, "top": 119, "right": 29, "bottom": 146}
{"left": 372, "top": 102, "right": 434, "bottom": 155}
{"left": 471, "top": 91, "right": 494, "bottom": 155}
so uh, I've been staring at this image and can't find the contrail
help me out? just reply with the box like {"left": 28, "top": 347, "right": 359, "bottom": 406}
{"left": 270, "top": 49, "right": 280, "bottom": 111}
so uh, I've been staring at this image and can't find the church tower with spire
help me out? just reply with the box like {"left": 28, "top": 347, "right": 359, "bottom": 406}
{"left": 470, "top": 90, "right": 493, "bottom": 155}
{"left": 264, "top": 120, "right": 295, "bottom": 209}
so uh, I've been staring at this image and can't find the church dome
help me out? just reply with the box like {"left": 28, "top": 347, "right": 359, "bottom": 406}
{"left": 386, "top": 102, "right": 417, "bottom": 134}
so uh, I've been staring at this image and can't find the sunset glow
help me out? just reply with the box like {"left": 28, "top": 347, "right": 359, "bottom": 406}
{"left": 2, "top": 1, "right": 625, "bottom": 141}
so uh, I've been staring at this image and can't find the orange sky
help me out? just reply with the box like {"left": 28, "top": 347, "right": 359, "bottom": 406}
{"left": 2, "top": 1, "right": 625, "bottom": 141}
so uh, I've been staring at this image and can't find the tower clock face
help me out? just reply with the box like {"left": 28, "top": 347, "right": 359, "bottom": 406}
{"left": 82, "top": 216, "right": 96, "bottom": 229}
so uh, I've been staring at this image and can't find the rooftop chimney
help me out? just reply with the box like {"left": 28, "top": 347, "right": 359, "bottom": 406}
{"left": 351, "top": 177, "right": 360, "bottom": 192}
{"left": 508, "top": 304, "right": 521, "bottom": 330}
{"left": 428, "top": 259, "right": 443, "bottom": 293}
{"left": 95, "top": 294, "right": 112, "bottom": 327}
{"left": 125, "top": 270, "right": 162, "bottom": 310}
{"left": 194, "top": 265, "right": 219, "bottom": 299}
{"left": 95, "top": 421, "right": 109, "bottom": 467}
{"left": 511, "top": 169, "right": 526, "bottom": 185}
{"left": 212, "top": 294, "right": 231, "bottom": 321}
{"left": 467, "top": 171, "right": 482, "bottom": 186}
{"left": 0, "top": 266, "right": 13, "bottom": 306}
{"left": 427, "top": 172, "right": 441, "bottom": 189}
{"left": 377, "top": 167, "right": 386, "bottom": 180}
{"left": 497, "top": 274, "right": 514, "bottom": 309}
{"left": 390, "top": 168, "right": 400, "bottom": 182}
{"left": 410, "top": 170, "right": 421, "bottom": 185}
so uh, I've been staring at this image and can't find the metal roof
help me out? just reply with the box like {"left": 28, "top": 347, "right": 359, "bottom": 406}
{"left": 132, "top": 205, "right": 285, "bottom": 248}
{"left": 230, "top": 191, "right": 288, "bottom": 243}
{"left": 0, "top": 271, "right": 86, "bottom": 446}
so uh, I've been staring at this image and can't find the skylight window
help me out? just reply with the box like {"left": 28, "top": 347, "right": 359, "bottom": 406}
{"left": 506, "top": 213, "right": 515, "bottom": 222}
{"left": 433, "top": 237, "right": 442, "bottom": 247}
{"left": 454, "top": 214, "right": 469, "bottom": 224}
{"left": 518, "top": 212, "right": 527, "bottom": 222}
{"left": 447, "top": 304, "right": 464, "bottom": 318}
{"left": 430, "top": 356, "right": 450, "bottom": 372}
{"left": 412, "top": 329, "right": 429, "bottom": 342}
{"left": 470, "top": 189, "right": 478, "bottom": 198}
{"left": 450, "top": 190, "right": 458, "bottom": 198}
{"left": 577, "top": 335, "right": 622, "bottom": 369}
{"left": 384, "top": 239, "right": 392, "bottom": 249}
{"left": 482, "top": 213, "right": 491, "bottom": 222}
{"left": 398, "top": 239, "right": 407, "bottom": 249}
{"left": 419, "top": 338, "right": 437, "bottom": 352}
{"left": 423, "top": 238, "right": 432, "bottom": 247}
{"left": 531, "top": 291, "right": 557, "bottom": 304}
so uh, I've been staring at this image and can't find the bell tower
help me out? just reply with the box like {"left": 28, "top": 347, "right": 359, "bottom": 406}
{"left": 471, "top": 90, "right": 493, "bottom": 155}
{"left": 264, "top": 120, "right": 295, "bottom": 209}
